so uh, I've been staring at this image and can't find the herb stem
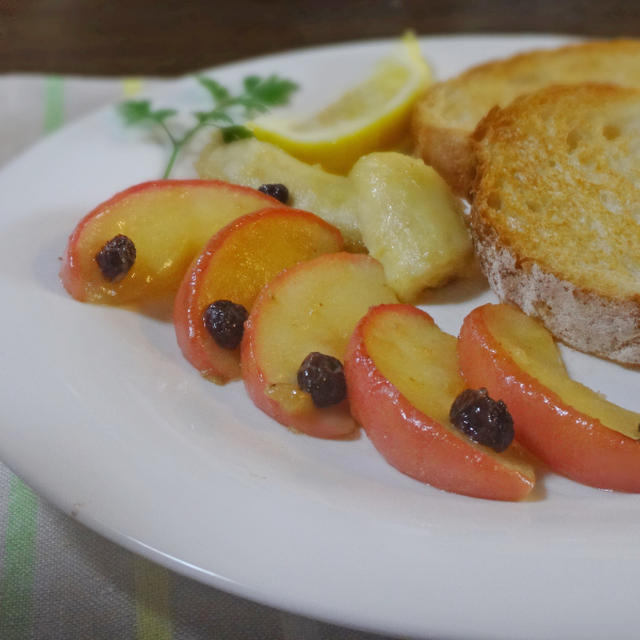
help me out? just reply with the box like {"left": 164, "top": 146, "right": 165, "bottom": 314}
{"left": 163, "top": 145, "right": 181, "bottom": 179}
{"left": 162, "top": 121, "right": 208, "bottom": 178}
{"left": 180, "top": 122, "right": 206, "bottom": 147}
{"left": 119, "top": 74, "right": 298, "bottom": 179}
{"left": 158, "top": 120, "right": 177, "bottom": 146}
{"left": 160, "top": 119, "right": 182, "bottom": 178}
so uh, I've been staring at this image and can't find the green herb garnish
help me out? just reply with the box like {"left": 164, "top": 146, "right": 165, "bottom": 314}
{"left": 119, "top": 75, "right": 298, "bottom": 179}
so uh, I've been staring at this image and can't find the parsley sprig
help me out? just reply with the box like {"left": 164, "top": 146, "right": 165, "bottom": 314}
{"left": 119, "top": 75, "right": 298, "bottom": 179}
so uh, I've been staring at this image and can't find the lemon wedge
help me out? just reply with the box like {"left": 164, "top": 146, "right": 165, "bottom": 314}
{"left": 247, "top": 33, "right": 432, "bottom": 174}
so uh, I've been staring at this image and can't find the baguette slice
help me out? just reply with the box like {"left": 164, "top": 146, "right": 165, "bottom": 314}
{"left": 412, "top": 39, "right": 640, "bottom": 197}
{"left": 470, "top": 83, "right": 640, "bottom": 365}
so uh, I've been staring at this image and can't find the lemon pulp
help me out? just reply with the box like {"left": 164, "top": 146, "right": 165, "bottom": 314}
{"left": 247, "top": 33, "right": 432, "bottom": 174}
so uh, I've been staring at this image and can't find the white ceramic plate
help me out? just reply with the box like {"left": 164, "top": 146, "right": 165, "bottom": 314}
{"left": 2, "top": 35, "right": 639, "bottom": 640}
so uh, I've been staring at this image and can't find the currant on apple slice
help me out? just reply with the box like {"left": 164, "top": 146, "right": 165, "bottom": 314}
{"left": 174, "top": 207, "right": 344, "bottom": 384}
{"left": 344, "top": 303, "right": 535, "bottom": 501}
{"left": 196, "top": 138, "right": 363, "bottom": 250}
{"left": 458, "top": 303, "right": 640, "bottom": 492}
{"left": 60, "top": 179, "right": 280, "bottom": 304}
{"left": 241, "top": 252, "right": 397, "bottom": 438}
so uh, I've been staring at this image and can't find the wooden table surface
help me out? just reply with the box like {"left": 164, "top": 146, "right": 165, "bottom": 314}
{"left": 2, "top": 0, "right": 640, "bottom": 75}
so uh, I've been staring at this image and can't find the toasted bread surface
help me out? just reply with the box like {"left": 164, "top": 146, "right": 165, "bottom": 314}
{"left": 471, "top": 83, "right": 640, "bottom": 364}
{"left": 413, "top": 39, "right": 640, "bottom": 196}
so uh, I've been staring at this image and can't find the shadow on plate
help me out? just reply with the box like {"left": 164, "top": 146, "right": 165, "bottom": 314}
{"left": 414, "top": 258, "right": 489, "bottom": 307}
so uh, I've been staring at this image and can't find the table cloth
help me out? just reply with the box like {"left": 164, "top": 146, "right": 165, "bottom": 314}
{"left": 0, "top": 74, "right": 392, "bottom": 640}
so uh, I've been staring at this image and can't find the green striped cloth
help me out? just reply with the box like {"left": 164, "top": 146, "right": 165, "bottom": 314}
{"left": 0, "top": 75, "right": 391, "bottom": 640}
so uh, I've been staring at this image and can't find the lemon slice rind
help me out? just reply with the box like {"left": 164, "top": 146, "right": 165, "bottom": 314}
{"left": 247, "top": 33, "right": 431, "bottom": 174}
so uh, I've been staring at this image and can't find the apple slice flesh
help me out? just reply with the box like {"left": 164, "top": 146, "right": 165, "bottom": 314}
{"left": 60, "top": 179, "right": 279, "bottom": 304}
{"left": 345, "top": 304, "right": 535, "bottom": 501}
{"left": 241, "top": 252, "right": 397, "bottom": 438}
{"left": 458, "top": 303, "right": 640, "bottom": 492}
{"left": 174, "top": 207, "right": 344, "bottom": 384}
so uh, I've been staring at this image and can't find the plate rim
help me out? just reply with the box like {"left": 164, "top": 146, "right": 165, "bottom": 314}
{"left": 1, "top": 32, "right": 638, "bottom": 640}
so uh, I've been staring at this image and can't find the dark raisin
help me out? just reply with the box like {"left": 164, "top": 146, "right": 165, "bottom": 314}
{"left": 95, "top": 234, "right": 136, "bottom": 281}
{"left": 202, "top": 300, "right": 248, "bottom": 349}
{"left": 258, "top": 183, "right": 289, "bottom": 204}
{"left": 449, "top": 387, "right": 514, "bottom": 453}
{"left": 297, "top": 352, "right": 347, "bottom": 408}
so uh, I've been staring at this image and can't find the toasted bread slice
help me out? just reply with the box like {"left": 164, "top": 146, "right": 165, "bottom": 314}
{"left": 413, "top": 39, "right": 640, "bottom": 197}
{"left": 471, "top": 83, "right": 640, "bottom": 365}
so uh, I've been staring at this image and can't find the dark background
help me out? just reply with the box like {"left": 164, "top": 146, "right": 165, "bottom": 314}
{"left": 1, "top": 0, "right": 639, "bottom": 75}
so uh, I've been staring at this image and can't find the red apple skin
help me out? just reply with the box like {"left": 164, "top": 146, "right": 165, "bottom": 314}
{"left": 344, "top": 304, "right": 535, "bottom": 501}
{"left": 60, "top": 179, "right": 279, "bottom": 303}
{"left": 458, "top": 304, "right": 640, "bottom": 492}
{"left": 173, "top": 207, "right": 344, "bottom": 384}
{"left": 174, "top": 265, "right": 242, "bottom": 383}
{"left": 241, "top": 337, "right": 354, "bottom": 438}
{"left": 240, "top": 253, "right": 394, "bottom": 439}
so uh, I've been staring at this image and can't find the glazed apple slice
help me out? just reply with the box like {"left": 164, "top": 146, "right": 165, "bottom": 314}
{"left": 344, "top": 304, "right": 535, "bottom": 501}
{"left": 60, "top": 179, "right": 279, "bottom": 304}
{"left": 458, "top": 303, "right": 640, "bottom": 492}
{"left": 241, "top": 252, "right": 397, "bottom": 438}
{"left": 174, "top": 207, "right": 344, "bottom": 384}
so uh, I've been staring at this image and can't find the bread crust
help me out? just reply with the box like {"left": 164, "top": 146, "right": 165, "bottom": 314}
{"left": 471, "top": 210, "right": 640, "bottom": 365}
{"left": 470, "top": 83, "right": 640, "bottom": 365}
{"left": 411, "top": 120, "right": 474, "bottom": 199}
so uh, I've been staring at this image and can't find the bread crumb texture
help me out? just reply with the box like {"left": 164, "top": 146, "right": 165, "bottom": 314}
{"left": 418, "top": 39, "right": 640, "bottom": 132}
{"left": 412, "top": 39, "right": 640, "bottom": 196}
{"left": 473, "top": 83, "right": 640, "bottom": 299}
